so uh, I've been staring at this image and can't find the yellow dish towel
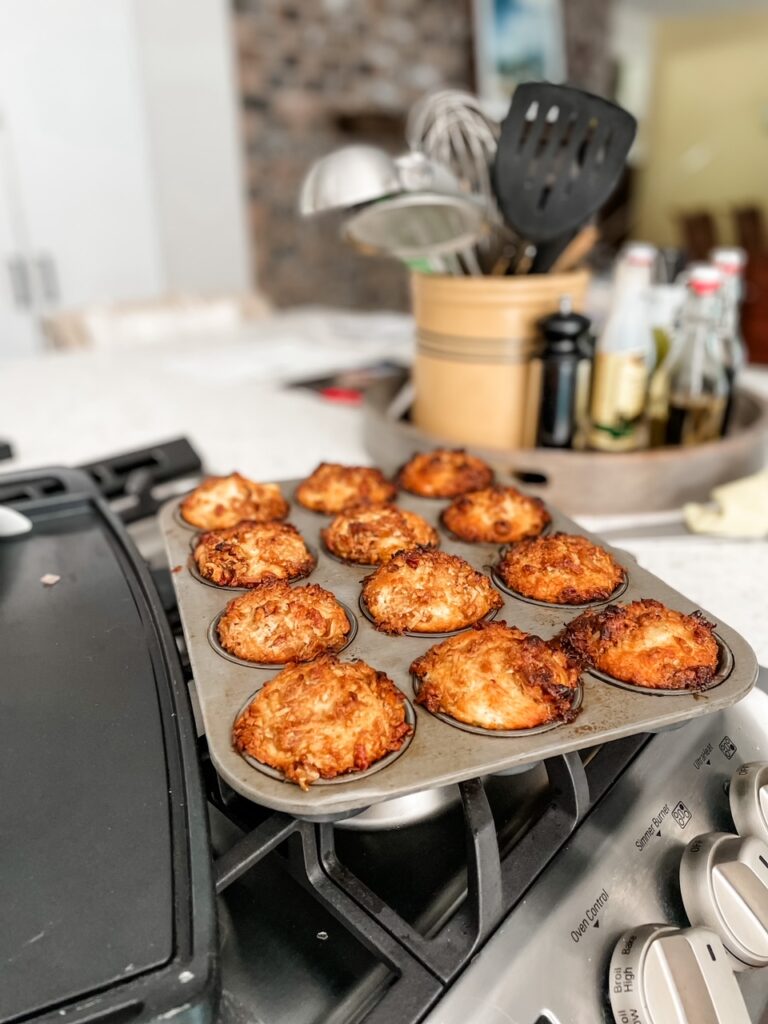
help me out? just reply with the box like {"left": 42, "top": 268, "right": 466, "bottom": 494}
{"left": 684, "top": 469, "right": 768, "bottom": 538}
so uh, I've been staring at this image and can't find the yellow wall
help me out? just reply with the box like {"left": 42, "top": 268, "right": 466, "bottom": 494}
{"left": 634, "top": 10, "right": 768, "bottom": 247}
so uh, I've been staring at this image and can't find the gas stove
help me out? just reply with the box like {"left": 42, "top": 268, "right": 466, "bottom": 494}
{"left": 10, "top": 440, "right": 766, "bottom": 1024}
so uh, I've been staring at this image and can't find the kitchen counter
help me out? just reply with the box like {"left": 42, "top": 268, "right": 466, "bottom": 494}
{"left": 1, "top": 307, "right": 766, "bottom": 662}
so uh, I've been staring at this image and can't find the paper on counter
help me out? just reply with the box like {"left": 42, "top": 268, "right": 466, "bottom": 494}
{"left": 684, "top": 469, "right": 768, "bottom": 539}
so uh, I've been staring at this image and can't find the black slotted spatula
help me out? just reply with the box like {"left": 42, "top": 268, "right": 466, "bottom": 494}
{"left": 492, "top": 82, "right": 637, "bottom": 263}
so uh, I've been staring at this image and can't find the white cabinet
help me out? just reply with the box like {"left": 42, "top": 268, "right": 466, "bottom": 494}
{"left": 0, "top": 0, "right": 253, "bottom": 359}
{"left": 0, "top": 124, "right": 41, "bottom": 355}
{"left": 0, "top": 0, "right": 165, "bottom": 355}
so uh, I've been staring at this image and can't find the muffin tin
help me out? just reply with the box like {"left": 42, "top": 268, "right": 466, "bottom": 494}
{"left": 159, "top": 479, "right": 758, "bottom": 819}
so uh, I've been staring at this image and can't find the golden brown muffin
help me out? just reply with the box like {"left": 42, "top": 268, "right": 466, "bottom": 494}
{"left": 296, "top": 462, "right": 396, "bottom": 514}
{"left": 412, "top": 621, "right": 581, "bottom": 730}
{"left": 322, "top": 504, "right": 439, "bottom": 565}
{"left": 180, "top": 473, "right": 288, "bottom": 530}
{"left": 233, "top": 655, "right": 413, "bottom": 789}
{"left": 398, "top": 449, "right": 494, "bottom": 498}
{"left": 496, "top": 533, "right": 625, "bottom": 605}
{"left": 562, "top": 599, "right": 720, "bottom": 690}
{"left": 193, "top": 521, "right": 315, "bottom": 588}
{"left": 361, "top": 547, "right": 503, "bottom": 634}
{"left": 217, "top": 580, "right": 351, "bottom": 663}
{"left": 441, "top": 486, "right": 550, "bottom": 544}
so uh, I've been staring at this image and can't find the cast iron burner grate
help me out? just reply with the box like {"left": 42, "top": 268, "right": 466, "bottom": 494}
{"left": 195, "top": 715, "right": 647, "bottom": 1022}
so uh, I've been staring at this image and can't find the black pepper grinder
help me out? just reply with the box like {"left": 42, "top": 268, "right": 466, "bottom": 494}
{"left": 536, "top": 297, "right": 592, "bottom": 449}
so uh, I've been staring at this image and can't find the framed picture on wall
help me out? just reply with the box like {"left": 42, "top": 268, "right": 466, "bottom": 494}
{"left": 473, "top": 0, "right": 566, "bottom": 118}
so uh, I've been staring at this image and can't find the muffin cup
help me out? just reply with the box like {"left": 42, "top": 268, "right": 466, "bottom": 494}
{"left": 411, "top": 673, "right": 583, "bottom": 738}
{"left": 208, "top": 601, "right": 358, "bottom": 669}
{"left": 490, "top": 564, "right": 629, "bottom": 610}
{"left": 233, "top": 690, "right": 416, "bottom": 785}
{"left": 358, "top": 591, "right": 500, "bottom": 639}
{"left": 586, "top": 634, "right": 734, "bottom": 696}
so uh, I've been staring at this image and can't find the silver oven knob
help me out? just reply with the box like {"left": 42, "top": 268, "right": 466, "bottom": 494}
{"left": 609, "top": 924, "right": 750, "bottom": 1023}
{"left": 680, "top": 831, "right": 768, "bottom": 969}
{"left": 730, "top": 762, "right": 768, "bottom": 842}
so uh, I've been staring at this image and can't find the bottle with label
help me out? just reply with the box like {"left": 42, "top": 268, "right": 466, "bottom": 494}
{"left": 710, "top": 246, "right": 748, "bottom": 434}
{"left": 647, "top": 283, "right": 686, "bottom": 447}
{"left": 536, "top": 296, "right": 592, "bottom": 449}
{"left": 588, "top": 242, "right": 657, "bottom": 452}
{"left": 658, "top": 264, "right": 729, "bottom": 447}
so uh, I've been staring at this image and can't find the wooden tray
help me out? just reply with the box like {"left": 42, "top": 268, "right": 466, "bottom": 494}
{"left": 363, "top": 377, "right": 768, "bottom": 515}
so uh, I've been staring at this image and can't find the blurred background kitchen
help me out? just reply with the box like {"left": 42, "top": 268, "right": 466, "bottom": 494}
{"left": 1, "top": 0, "right": 767, "bottom": 344}
{"left": 0, "top": 0, "right": 767, "bottom": 532}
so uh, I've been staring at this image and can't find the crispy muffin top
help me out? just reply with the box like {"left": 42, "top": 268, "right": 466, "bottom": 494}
{"left": 361, "top": 546, "right": 503, "bottom": 634}
{"left": 296, "top": 462, "right": 396, "bottom": 514}
{"left": 562, "top": 599, "right": 720, "bottom": 690}
{"left": 322, "top": 504, "right": 439, "bottom": 565}
{"left": 441, "top": 485, "right": 550, "bottom": 544}
{"left": 232, "top": 655, "right": 412, "bottom": 789}
{"left": 411, "top": 621, "right": 581, "bottom": 730}
{"left": 497, "top": 532, "right": 625, "bottom": 605}
{"left": 193, "top": 521, "right": 315, "bottom": 588}
{"left": 398, "top": 449, "right": 494, "bottom": 498}
{"left": 217, "top": 580, "right": 350, "bottom": 664}
{"left": 180, "top": 472, "right": 288, "bottom": 530}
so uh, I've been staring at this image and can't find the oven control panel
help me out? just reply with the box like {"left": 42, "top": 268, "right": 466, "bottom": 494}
{"left": 424, "top": 679, "right": 768, "bottom": 1024}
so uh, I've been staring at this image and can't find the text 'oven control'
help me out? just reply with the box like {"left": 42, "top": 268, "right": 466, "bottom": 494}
{"left": 609, "top": 924, "right": 749, "bottom": 1024}
{"left": 730, "top": 762, "right": 768, "bottom": 843}
{"left": 680, "top": 831, "right": 768, "bottom": 969}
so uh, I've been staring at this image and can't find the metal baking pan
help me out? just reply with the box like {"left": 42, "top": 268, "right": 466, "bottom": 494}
{"left": 159, "top": 479, "right": 758, "bottom": 819}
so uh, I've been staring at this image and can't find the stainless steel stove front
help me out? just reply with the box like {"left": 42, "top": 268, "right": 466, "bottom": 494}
{"left": 423, "top": 671, "right": 768, "bottom": 1024}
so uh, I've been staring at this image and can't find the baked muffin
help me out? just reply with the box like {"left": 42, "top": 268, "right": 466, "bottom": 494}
{"left": 180, "top": 472, "right": 288, "bottom": 530}
{"left": 233, "top": 655, "right": 413, "bottom": 789}
{"left": 442, "top": 486, "right": 550, "bottom": 544}
{"left": 322, "top": 504, "right": 438, "bottom": 565}
{"left": 193, "top": 521, "right": 315, "bottom": 588}
{"left": 361, "top": 547, "right": 503, "bottom": 634}
{"left": 296, "top": 462, "right": 396, "bottom": 514}
{"left": 398, "top": 449, "right": 494, "bottom": 498}
{"left": 217, "top": 581, "right": 351, "bottom": 663}
{"left": 496, "top": 533, "right": 625, "bottom": 604}
{"left": 562, "top": 599, "right": 720, "bottom": 690}
{"left": 412, "top": 621, "right": 581, "bottom": 730}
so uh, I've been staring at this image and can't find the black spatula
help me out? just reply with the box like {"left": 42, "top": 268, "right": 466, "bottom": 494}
{"left": 492, "top": 83, "right": 636, "bottom": 269}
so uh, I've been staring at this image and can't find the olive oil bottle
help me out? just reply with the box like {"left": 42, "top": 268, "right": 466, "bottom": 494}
{"left": 588, "top": 243, "right": 656, "bottom": 452}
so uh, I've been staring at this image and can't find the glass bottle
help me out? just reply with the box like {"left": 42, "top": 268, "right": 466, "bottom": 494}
{"left": 662, "top": 264, "right": 729, "bottom": 447}
{"left": 710, "top": 246, "right": 748, "bottom": 434}
{"left": 588, "top": 242, "right": 657, "bottom": 452}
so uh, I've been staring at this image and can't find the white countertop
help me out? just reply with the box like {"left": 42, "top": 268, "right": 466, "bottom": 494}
{"left": 1, "top": 307, "right": 766, "bottom": 662}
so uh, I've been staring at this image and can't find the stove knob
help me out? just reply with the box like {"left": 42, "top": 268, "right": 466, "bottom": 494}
{"left": 730, "top": 762, "right": 768, "bottom": 842}
{"left": 609, "top": 924, "right": 750, "bottom": 1023}
{"left": 680, "top": 831, "right": 768, "bottom": 968}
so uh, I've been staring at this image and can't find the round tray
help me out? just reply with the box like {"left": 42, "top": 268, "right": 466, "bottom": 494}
{"left": 363, "top": 378, "right": 768, "bottom": 515}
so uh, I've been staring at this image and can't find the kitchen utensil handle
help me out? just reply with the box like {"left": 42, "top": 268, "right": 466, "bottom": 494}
{"left": 35, "top": 253, "right": 59, "bottom": 303}
{"left": 550, "top": 224, "right": 600, "bottom": 273}
{"left": 532, "top": 224, "right": 599, "bottom": 274}
{"left": 6, "top": 255, "right": 31, "bottom": 308}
